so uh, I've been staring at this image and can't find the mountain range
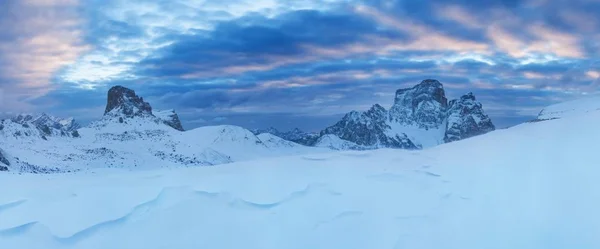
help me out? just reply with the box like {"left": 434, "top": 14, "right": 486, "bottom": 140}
{"left": 253, "top": 79, "right": 495, "bottom": 149}
{"left": 1, "top": 79, "right": 495, "bottom": 172}
{"left": 2, "top": 89, "right": 599, "bottom": 249}
{"left": 0, "top": 86, "right": 328, "bottom": 172}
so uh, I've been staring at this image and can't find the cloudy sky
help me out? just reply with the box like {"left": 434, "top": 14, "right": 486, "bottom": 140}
{"left": 1, "top": 0, "right": 599, "bottom": 131}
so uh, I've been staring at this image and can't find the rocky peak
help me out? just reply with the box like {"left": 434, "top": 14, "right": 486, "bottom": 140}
{"left": 251, "top": 127, "right": 280, "bottom": 136}
{"left": 10, "top": 114, "right": 35, "bottom": 123}
{"left": 317, "top": 79, "right": 494, "bottom": 149}
{"left": 390, "top": 79, "right": 448, "bottom": 128}
{"left": 4, "top": 113, "right": 81, "bottom": 139}
{"left": 320, "top": 104, "right": 418, "bottom": 149}
{"left": 154, "top": 109, "right": 185, "bottom": 131}
{"left": 444, "top": 92, "right": 495, "bottom": 143}
{"left": 99, "top": 86, "right": 185, "bottom": 131}
{"left": 366, "top": 104, "right": 387, "bottom": 117}
{"left": 104, "top": 86, "right": 152, "bottom": 118}
{"left": 32, "top": 113, "right": 80, "bottom": 131}
{"left": 458, "top": 92, "right": 476, "bottom": 102}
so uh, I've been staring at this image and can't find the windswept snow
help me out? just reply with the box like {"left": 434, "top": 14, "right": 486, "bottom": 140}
{"left": 313, "top": 134, "right": 363, "bottom": 150}
{"left": 0, "top": 119, "right": 331, "bottom": 171}
{"left": 537, "top": 95, "right": 600, "bottom": 120}
{"left": 1, "top": 108, "right": 599, "bottom": 249}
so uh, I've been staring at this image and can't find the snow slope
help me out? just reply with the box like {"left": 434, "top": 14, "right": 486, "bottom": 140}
{"left": 313, "top": 134, "right": 365, "bottom": 150}
{"left": 0, "top": 116, "right": 331, "bottom": 172}
{"left": 1, "top": 106, "right": 599, "bottom": 249}
{"left": 537, "top": 95, "right": 600, "bottom": 120}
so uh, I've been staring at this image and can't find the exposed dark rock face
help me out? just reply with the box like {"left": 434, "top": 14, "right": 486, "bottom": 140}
{"left": 30, "top": 113, "right": 80, "bottom": 131}
{"left": 5, "top": 114, "right": 81, "bottom": 139}
{"left": 155, "top": 110, "right": 185, "bottom": 131}
{"left": 390, "top": 79, "right": 448, "bottom": 129}
{"left": 104, "top": 86, "right": 153, "bottom": 117}
{"left": 102, "top": 86, "right": 184, "bottom": 131}
{"left": 0, "top": 148, "right": 10, "bottom": 170}
{"left": 444, "top": 93, "right": 495, "bottom": 143}
{"left": 316, "top": 79, "right": 495, "bottom": 149}
{"left": 320, "top": 104, "right": 419, "bottom": 149}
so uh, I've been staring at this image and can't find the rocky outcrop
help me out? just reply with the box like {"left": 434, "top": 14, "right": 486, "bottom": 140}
{"left": 155, "top": 110, "right": 185, "bottom": 131}
{"left": 321, "top": 104, "right": 419, "bottom": 149}
{"left": 389, "top": 79, "right": 448, "bottom": 129}
{"left": 28, "top": 113, "right": 81, "bottom": 132}
{"left": 317, "top": 79, "right": 495, "bottom": 149}
{"left": 0, "top": 148, "right": 10, "bottom": 171}
{"left": 444, "top": 93, "right": 495, "bottom": 143}
{"left": 102, "top": 86, "right": 184, "bottom": 131}
{"left": 4, "top": 113, "right": 81, "bottom": 139}
{"left": 104, "top": 86, "right": 153, "bottom": 118}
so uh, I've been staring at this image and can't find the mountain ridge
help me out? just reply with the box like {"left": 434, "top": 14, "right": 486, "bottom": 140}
{"left": 317, "top": 79, "right": 495, "bottom": 149}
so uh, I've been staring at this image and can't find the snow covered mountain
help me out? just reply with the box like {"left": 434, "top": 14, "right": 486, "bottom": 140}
{"left": 1, "top": 96, "right": 599, "bottom": 249}
{"left": 318, "top": 79, "right": 495, "bottom": 149}
{"left": 2, "top": 113, "right": 81, "bottom": 138}
{"left": 251, "top": 127, "right": 318, "bottom": 145}
{"left": 101, "top": 86, "right": 185, "bottom": 131}
{"left": 0, "top": 86, "right": 329, "bottom": 173}
{"left": 444, "top": 93, "right": 495, "bottom": 142}
{"left": 313, "top": 134, "right": 367, "bottom": 150}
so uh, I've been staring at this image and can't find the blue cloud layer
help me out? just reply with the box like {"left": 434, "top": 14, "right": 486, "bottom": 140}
{"left": 2, "top": 0, "right": 600, "bottom": 130}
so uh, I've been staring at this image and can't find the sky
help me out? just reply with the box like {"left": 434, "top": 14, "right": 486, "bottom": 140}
{"left": 0, "top": 0, "right": 599, "bottom": 131}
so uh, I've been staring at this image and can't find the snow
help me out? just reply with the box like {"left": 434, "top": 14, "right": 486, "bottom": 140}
{"left": 313, "top": 134, "right": 362, "bottom": 150}
{"left": 0, "top": 117, "right": 331, "bottom": 171}
{"left": 257, "top": 133, "right": 300, "bottom": 148}
{"left": 152, "top": 109, "right": 175, "bottom": 121}
{"left": 1, "top": 106, "right": 600, "bottom": 248}
{"left": 538, "top": 95, "right": 600, "bottom": 120}
{"left": 386, "top": 122, "right": 446, "bottom": 148}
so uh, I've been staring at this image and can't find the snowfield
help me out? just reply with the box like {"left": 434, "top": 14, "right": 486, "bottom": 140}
{"left": 538, "top": 95, "right": 600, "bottom": 120}
{"left": 1, "top": 108, "right": 600, "bottom": 248}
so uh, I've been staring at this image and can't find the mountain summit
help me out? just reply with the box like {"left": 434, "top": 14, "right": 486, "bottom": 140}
{"left": 102, "top": 86, "right": 184, "bottom": 131}
{"left": 318, "top": 79, "right": 495, "bottom": 149}
{"left": 104, "top": 86, "right": 153, "bottom": 118}
{"left": 390, "top": 79, "right": 448, "bottom": 128}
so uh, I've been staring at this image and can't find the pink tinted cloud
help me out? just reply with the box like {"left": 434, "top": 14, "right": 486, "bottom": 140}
{"left": 0, "top": 0, "right": 88, "bottom": 111}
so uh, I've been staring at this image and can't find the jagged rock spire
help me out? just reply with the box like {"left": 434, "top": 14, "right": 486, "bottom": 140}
{"left": 444, "top": 92, "right": 495, "bottom": 143}
{"left": 104, "top": 86, "right": 153, "bottom": 117}
{"left": 103, "top": 86, "right": 185, "bottom": 131}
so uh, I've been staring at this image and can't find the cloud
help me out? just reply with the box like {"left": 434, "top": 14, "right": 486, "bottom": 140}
{"left": 134, "top": 9, "right": 405, "bottom": 80}
{"left": 0, "top": 0, "right": 88, "bottom": 111}
{"left": 2, "top": 0, "right": 599, "bottom": 131}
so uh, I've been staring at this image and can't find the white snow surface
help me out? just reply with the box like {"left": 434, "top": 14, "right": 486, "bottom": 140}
{"left": 1, "top": 109, "right": 600, "bottom": 248}
{"left": 538, "top": 95, "right": 600, "bottom": 120}
{"left": 386, "top": 122, "right": 446, "bottom": 148}
{"left": 314, "top": 134, "right": 362, "bottom": 150}
{"left": 0, "top": 117, "right": 330, "bottom": 171}
{"left": 152, "top": 109, "right": 175, "bottom": 120}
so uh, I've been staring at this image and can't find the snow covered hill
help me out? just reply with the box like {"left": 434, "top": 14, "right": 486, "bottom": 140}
{"left": 537, "top": 95, "right": 600, "bottom": 120}
{"left": 1, "top": 98, "right": 599, "bottom": 249}
{"left": 0, "top": 86, "right": 330, "bottom": 172}
{"left": 313, "top": 134, "right": 366, "bottom": 150}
